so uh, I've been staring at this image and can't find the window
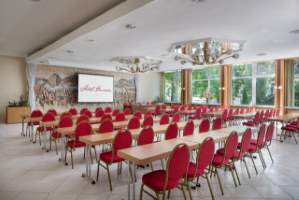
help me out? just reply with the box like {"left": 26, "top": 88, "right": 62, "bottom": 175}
{"left": 231, "top": 61, "right": 275, "bottom": 106}
{"left": 295, "top": 60, "right": 299, "bottom": 107}
{"left": 163, "top": 71, "right": 181, "bottom": 103}
{"left": 232, "top": 64, "right": 253, "bottom": 105}
{"left": 286, "top": 59, "right": 299, "bottom": 107}
{"left": 192, "top": 66, "right": 220, "bottom": 104}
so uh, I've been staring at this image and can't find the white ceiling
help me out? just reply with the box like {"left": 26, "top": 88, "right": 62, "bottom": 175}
{"left": 26, "top": 0, "right": 299, "bottom": 71}
{"left": 0, "top": 0, "right": 124, "bottom": 57}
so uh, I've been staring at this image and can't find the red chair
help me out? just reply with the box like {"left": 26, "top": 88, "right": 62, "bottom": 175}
{"left": 95, "top": 110, "right": 104, "bottom": 118}
{"left": 243, "top": 111, "right": 260, "bottom": 127}
{"left": 115, "top": 113, "right": 126, "bottom": 122}
{"left": 222, "top": 109, "right": 229, "bottom": 126}
{"left": 165, "top": 123, "right": 178, "bottom": 140}
{"left": 101, "top": 114, "right": 112, "bottom": 122}
{"left": 61, "top": 112, "right": 72, "bottom": 118}
{"left": 95, "top": 107, "right": 103, "bottom": 113}
{"left": 211, "top": 131, "right": 239, "bottom": 195}
{"left": 199, "top": 119, "right": 210, "bottom": 133}
{"left": 138, "top": 127, "right": 155, "bottom": 146}
{"left": 76, "top": 115, "right": 89, "bottom": 124}
{"left": 281, "top": 119, "right": 299, "bottom": 144}
{"left": 65, "top": 122, "right": 92, "bottom": 169}
{"left": 112, "top": 109, "right": 120, "bottom": 116}
{"left": 128, "top": 117, "right": 141, "bottom": 129}
{"left": 134, "top": 112, "right": 142, "bottom": 120}
{"left": 248, "top": 124, "right": 267, "bottom": 173}
{"left": 160, "top": 114, "right": 169, "bottom": 125}
{"left": 50, "top": 116, "right": 73, "bottom": 154}
{"left": 97, "top": 130, "right": 132, "bottom": 191}
{"left": 80, "top": 108, "right": 88, "bottom": 115}
{"left": 26, "top": 109, "right": 43, "bottom": 139}
{"left": 98, "top": 119, "right": 114, "bottom": 134}
{"left": 263, "top": 122, "right": 275, "bottom": 163}
{"left": 35, "top": 112, "right": 55, "bottom": 145}
{"left": 143, "top": 116, "right": 154, "bottom": 127}
{"left": 124, "top": 108, "right": 131, "bottom": 115}
{"left": 212, "top": 117, "right": 222, "bottom": 130}
{"left": 172, "top": 113, "right": 180, "bottom": 123}
{"left": 183, "top": 120, "right": 195, "bottom": 136}
{"left": 83, "top": 110, "right": 93, "bottom": 118}
{"left": 144, "top": 111, "right": 153, "bottom": 119}
{"left": 69, "top": 108, "right": 77, "bottom": 115}
{"left": 184, "top": 137, "right": 215, "bottom": 200}
{"left": 47, "top": 109, "right": 57, "bottom": 116}
{"left": 189, "top": 108, "right": 202, "bottom": 120}
{"left": 154, "top": 106, "right": 161, "bottom": 116}
{"left": 140, "top": 143, "right": 190, "bottom": 200}
{"left": 104, "top": 107, "right": 112, "bottom": 113}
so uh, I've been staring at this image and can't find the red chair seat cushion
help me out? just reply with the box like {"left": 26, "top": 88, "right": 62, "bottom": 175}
{"left": 67, "top": 140, "right": 86, "bottom": 148}
{"left": 51, "top": 132, "right": 61, "bottom": 139}
{"left": 99, "top": 151, "right": 124, "bottom": 164}
{"left": 216, "top": 148, "right": 224, "bottom": 155}
{"left": 248, "top": 144, "right": 257, "bottom": 153}
{"left": 250, "top": 139, "right": 257, "bottom": 145}
{"left": 216, "top": 148, "right": 243, "bottom": 159}
{"left": 142, "top": 170, "right": 179, "bottom": 191}
{"left": 37, "top": 126, "right": 53, "bottom": 132}
{"left": 243, "top": 121, "right": 255, "bottom": 126}
{"left": 186, "top": 162, "right": 205, "bottom": 179}
{"left": 281, "top": 125, "right": 297, "bottom": 132}
{"left": 212, "top": 154, "right": 228, "bottom": 167}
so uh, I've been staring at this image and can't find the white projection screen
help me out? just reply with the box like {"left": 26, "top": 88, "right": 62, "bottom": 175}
{"left": 78, "top": 74, "right": 114, "bottom": 103}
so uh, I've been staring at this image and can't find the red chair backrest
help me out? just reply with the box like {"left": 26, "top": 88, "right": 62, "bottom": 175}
{"left": 95, "top": 110, "right": 104, "bottom": 117}
{"left": 165, "top": 123, "right": 179, "bottom": 140}
{"left": 265, "top": 122, "right": 274, "bottom": 145}
{"left": 239, "top": 128, "right": 252, "bottom": 154}
{"left": 183, "top": 120, "right": 195, "bottom": 136}
{"left": 75, "top": 122, "right": 92, "bottom": 142}
{"left": 113, "top": 130, "right": 132, "bottom": 156}
{"left": 234, "top": 108, "right": 240, "bottom": 115}
{"left": 31, "top": 110, "right": 43, "bottom": 118}
{"left": 80, "top": 108, "right": 88, "bottom": 115}
{"left": 69, "top": 108, "right": 77, "bottom": 115}
{"left": 76, "top": 115, "right": 89, "bottom": 124}
{"left": 98, "top": 119, "right": 114, "bottom": 134}
{"left": 138, "top": 127, "right": 155, "bottom": 145}
{"left": 212, "top": 117, "right": 222, "bottom": 130}
{"left": 95, "top": 107, "right": 103, "bottom": 113}
{"left": 256, "top": 124, "right": 267, "bottom": 149}
{"left": 115, "top": 113, "right": 126, "bottom": 122}
{"left": 124, "top": 108, "right": 131, "bottom": 115}
{"left": 199, "top": 119, "right": 210, "bottom": 133}
{"left": 228, "top": 109, "right": 233, "bottom": 119}
{"left": 61, "top": 112, "right": 72, "bottom": 118}
{"left": 144, "top": 111, "right": 153, "bottom": 119}
{"left": 222, "top": 109, "right": 229, "bottom": 121}
{"left": 155, "top": 106, "right": 161, "bottom": 115}
{"left": 240, "top": 108, "right": 245, "bottom": 114}
{"left": 112, "top": 109, "right": 120, "bottom": 116}
{"left": 194, "top": 109, "right": 202, "bottom": 119}
{"left": 104, "top": 107, "right": 112, "bottom": 113}
{"left": 253, "top": 112, "right": 260, "bottom": 124}
{"left": 128, "top": 117, "right": 141, "bottom": 129}
{"left": 223, "top": 131, "right": 238, "bottom": 163}
{"left": 160, "top": 114, "right": 169, "bottom": 125}
{"left": 58, "top": 116, "right": 73, "bottom": 128}
{"left": 47, "top": 109, "right": 57, "bottom": 116}
{"left": 101, "top": 114, "right": 112, "bottom": 122}
{"left": 42, "top": 112, "right": 55, "bottom": 122}
{"left": 83, "top": 110, "right": 93, "bottom": 118}
{"left": 166, "top": 143, "right": 190, "bottom": 186}
{"left": 194, "top": 137, "right": 215, "bottom": 177}
{"left": 172, "top": 113, "right": 180, "bottom": 123}
{"left": 134, "top": 112, "right": 142, "bottom": 120}
{"left": 143, "top": 116, "right": 154, "bottom": 127}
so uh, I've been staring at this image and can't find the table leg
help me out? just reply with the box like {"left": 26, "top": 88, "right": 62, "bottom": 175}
{"left": 82, "top": 145, "right": 95, "bottom": 184}
{"left": 42, "top": 129, "right": 47, "bottom": 151}
{"left": 128, "top": 162, "right": 131, "bottom": 200}
{"left": 59, "top": 136, "right": 67, "bottom": 164}
{"left": 21, "top": 117, "right": 25, "bottom": 136}
{"left": 132, "top": 163, "right": 136, "bottom": 200}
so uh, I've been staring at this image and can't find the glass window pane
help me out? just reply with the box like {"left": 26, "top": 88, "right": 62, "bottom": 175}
{"left": 232, "top": 64, "right": 252, "bottom": 77}
{"left": 295, "top": 60, "right": 299, "bottom": 75}
{"left": 256, "top": 62, "right": 275, "bottom": 76}
{"left": 192, "top": 80, "right": 208, "bottom": 104}
{"left": 209, "top": 66, "right": 221, "bottom": 79}
{"left": 256, "top": 77, "right": 275, "bottom": 105}
{"left": 192, "top": 69, "right": 208, "bottom": 80}
{"left": 163, "top": 71, "right": 181, "bottom": 103}
{"left": 295, "top": 80, "right": 299, "bottom": 107}
{"left": 209, "top": 80, "right": 220, "bottom": 104}
{"left": 232, "top": 79, "right": 252, "bottom": 105}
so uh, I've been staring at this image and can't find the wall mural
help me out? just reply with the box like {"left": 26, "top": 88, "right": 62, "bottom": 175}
{"left": 34, "top": 65, "right": 136, "bottom": 111}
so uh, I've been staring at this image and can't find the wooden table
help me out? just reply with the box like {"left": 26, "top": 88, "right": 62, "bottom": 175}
{"left": 232, "top": 112, "right": 256, "bottom": 120}
{"left": 203, "top": 111, "right": 223, "bottom": 118}
{"left": 118, "top": 125, "right": 247, "bottom": 200}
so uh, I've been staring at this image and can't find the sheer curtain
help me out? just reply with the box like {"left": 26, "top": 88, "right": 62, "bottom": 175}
{"left": 26, "top": 63, "right": 37, "bottom": 110}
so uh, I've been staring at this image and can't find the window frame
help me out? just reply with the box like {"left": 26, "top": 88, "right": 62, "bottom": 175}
{"left": 163, "top": 70, "right": 182, "bottom": 103}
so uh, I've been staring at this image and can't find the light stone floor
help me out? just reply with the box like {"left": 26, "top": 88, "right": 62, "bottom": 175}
{"left": 0, "top": 123, "right": 299, "bottom": 200}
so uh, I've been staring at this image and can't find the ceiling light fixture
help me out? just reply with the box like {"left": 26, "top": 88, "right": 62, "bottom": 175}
{"left": 65, "top": 50, "right": 74, "bottom": 54}
{"left": 86, "top": 39, "right": 95, "bottom": 42}
{"left": 289, "top": 29, "right": 299, "bottom": 35}
{"left": 111, "top": 56, "right": 161, "bottom": 73}
{"left": 125, "top": 24, "right": 136, "bottom": 30}
{"left": 30, "top": 0, "right": 41, "bottom": 2}
{"left": 170, "top": 38, "right": 244, "bottom": 65}
{"left": 256, "top": 53, "right": 267, "bottom": 56}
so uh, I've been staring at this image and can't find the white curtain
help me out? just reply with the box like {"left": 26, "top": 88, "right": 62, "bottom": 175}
{"left": 26, "top": 63, "right": 37, "bottom": 110}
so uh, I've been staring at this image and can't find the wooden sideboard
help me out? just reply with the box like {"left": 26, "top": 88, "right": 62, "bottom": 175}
{"left": 6, "top": 106, "right": 31, "bottom": 124}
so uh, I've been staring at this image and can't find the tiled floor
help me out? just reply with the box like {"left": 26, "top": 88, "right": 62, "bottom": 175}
{"left": 0, "top": 123, "right": 299, "bottom": 200}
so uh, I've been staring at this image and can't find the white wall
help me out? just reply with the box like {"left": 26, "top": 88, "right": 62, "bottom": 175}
{"left": 135, "top": 72, "right": 161, "bottom": 103}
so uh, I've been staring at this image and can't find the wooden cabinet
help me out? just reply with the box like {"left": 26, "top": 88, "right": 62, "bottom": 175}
{"left": 6, "top": 106, "right": 31, "bottom": 124}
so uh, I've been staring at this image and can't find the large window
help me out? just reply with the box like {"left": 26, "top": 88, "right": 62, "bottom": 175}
{"left": 163, "top": 71, "right": 181, "bottom": 103}
{"left": 286, "top": 59, "right": 299, "bottom": 107}
{"left": 192, "top": 66, "right": 220, "bottom": 104}
{"left": 232, "top": 61, "right": 275, "bottom": 106}
{"left": 295, "top": 61, "right": 299, "bottom": 107}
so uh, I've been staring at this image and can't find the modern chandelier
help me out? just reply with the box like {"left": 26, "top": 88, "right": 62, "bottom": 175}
{"left": 111, "top": 56, "right": 162, "bottom": 73}
{"left": 170, "top": 38, "right": 245, "bottom": 65}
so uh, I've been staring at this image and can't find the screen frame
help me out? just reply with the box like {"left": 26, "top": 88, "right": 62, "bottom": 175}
{"left": 77, "top": 73, "right": 114, "bottom": 103}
